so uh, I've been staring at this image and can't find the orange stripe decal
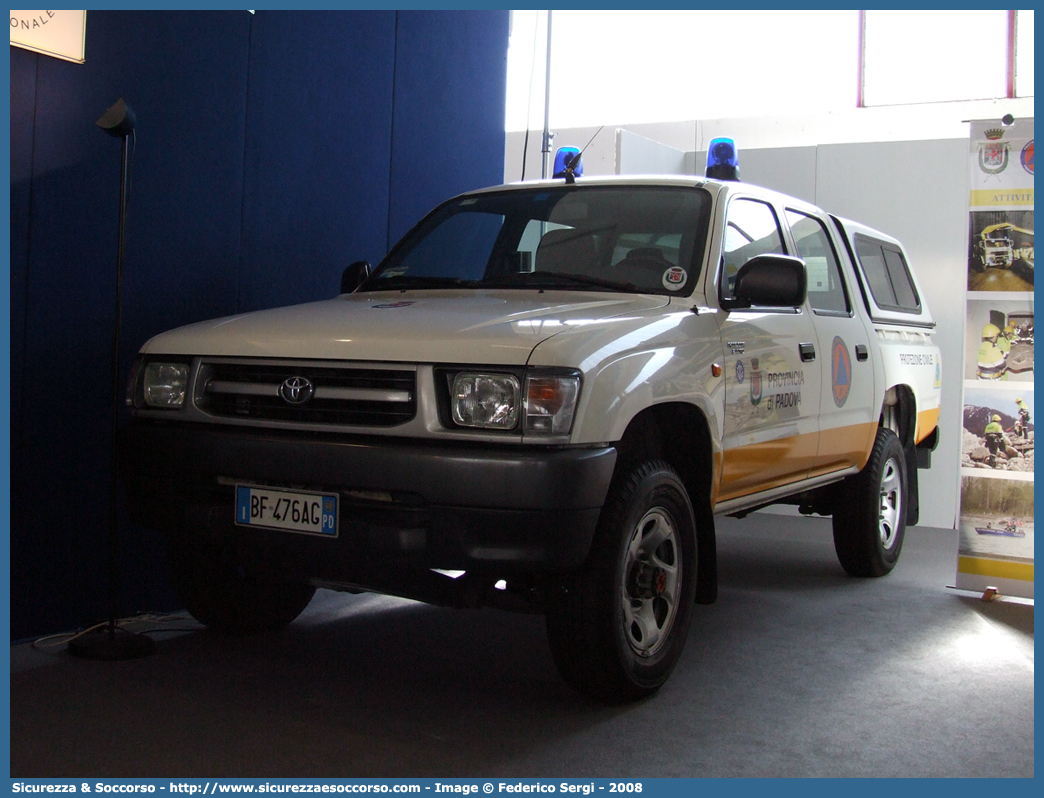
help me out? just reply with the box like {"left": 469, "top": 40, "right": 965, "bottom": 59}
{"left": 718, "top": 430, "right": 820, "bottom": 503}
{"left": 718, "top": 422, "right": 879, "bottom": 505}
{"left": 709, "top": 449, "right": 723, "bottom": 506}
{"left": 811, "top": 421, "right": 878, "bottom": 476}
{"left": 916, "top": 407, "right": 940, "bottom": 444}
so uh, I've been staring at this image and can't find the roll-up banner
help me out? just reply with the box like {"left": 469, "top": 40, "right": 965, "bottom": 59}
{"left": 958, "top": 118, "right": 1034, "bottom": 599}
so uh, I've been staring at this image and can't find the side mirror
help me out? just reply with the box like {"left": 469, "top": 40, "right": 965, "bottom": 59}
{"left": 340, "top": 260, "right": 372, "bottom": 294}
{"left": 723, "top": 254, "right": 806, "bottom": 310}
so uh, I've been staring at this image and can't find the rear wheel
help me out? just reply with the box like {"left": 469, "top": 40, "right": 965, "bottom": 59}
{"left": 167, "top": 532, "right": 315, "bottom": 635}
{"left": 546, "top": 461, "right": 697, "bottom": 703}
{"left": 832, "top": 427, "right": 907, "bottom": 577}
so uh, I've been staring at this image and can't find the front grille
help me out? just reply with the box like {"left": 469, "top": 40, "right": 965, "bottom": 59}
{"left": 197, "top": 361, "right": 416, "bottom": 427}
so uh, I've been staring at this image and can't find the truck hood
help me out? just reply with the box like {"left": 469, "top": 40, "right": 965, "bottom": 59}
{"left": 141, "top": 290, "right": 670, "bottom": 365}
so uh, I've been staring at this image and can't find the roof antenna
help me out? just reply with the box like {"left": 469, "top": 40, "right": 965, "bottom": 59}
{"left": 520, "top": 10, "right": 541, "bottom": 181}
{"left": 555, "top": 125, "right": 604, "bottom": 184}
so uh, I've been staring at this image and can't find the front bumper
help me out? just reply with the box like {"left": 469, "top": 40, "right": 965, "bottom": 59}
{"left": 121, "top": 421, "right": 616, "bottom": 582}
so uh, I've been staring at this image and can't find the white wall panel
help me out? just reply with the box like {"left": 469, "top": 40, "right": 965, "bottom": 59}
{"left": 816, "top": 140, "right": 967, "bottom": 528}
{"left": 701, "top": 146, "right": 819, "bottom": 204}
{"left": 616, "top": 129, "right": 688, "bottom": 175}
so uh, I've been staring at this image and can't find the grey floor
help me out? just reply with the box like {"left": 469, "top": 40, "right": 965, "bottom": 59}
{"left": 10, "top": 514, "right": 1034, "bottom": 778}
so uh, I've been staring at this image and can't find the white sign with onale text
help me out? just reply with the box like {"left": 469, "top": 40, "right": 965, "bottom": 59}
{"left": 10, "top": 10, "right": 86, "bottom": 64}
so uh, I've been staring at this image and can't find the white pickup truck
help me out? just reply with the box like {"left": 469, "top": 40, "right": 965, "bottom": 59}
{"left": 122, "top": 170, "right": 941, "bottom": 703}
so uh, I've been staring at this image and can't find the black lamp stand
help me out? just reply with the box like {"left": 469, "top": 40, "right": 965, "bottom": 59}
{"left": 68, "top": 99, "right": 156, "bottom": 661}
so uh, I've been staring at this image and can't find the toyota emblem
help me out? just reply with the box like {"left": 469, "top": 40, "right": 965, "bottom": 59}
{"left": 279, "top": 376, "right": 314, "bottom": 404}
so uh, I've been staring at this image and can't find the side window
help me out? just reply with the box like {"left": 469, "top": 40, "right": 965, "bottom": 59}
{"left": 785, "top": 210, "right": 850, "bottom": 314}
{"left": 883, "top": 248, "right": 920, "bottom": 310}
{"left": 721, "top": 199, "right": 786, "bottom": 298}
{"left": 855, "top": 235, "right": 921, "bottom": 312}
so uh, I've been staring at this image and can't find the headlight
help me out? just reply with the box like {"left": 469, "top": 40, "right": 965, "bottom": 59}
{"left": 451, "top": 373, "right": 520, "bottom": 429}
{"left": 524, "top": 373, "right": 580, "bottom": 434}
{"left": 142, "top": 362, "right": 189, "bottom": 408}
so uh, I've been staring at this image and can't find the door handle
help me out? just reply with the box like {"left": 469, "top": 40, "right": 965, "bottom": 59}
{"left": 799, "top": 343, "right": 816, "bottom": 362}
{"left": 856, "top": 344, "right": 869, "bottom": 361}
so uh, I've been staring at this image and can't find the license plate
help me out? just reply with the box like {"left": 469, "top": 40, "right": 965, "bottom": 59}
{"left": 235, "top": 485, "right": 339, "bottom": 537}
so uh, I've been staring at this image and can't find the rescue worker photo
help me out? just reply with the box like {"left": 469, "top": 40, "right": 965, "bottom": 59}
{"left": 983, "top": 414, "right": 1019, "bottom": 467}
{"left": 961, "top": 388, "right": 1034, "bottom": 473}
{"left": 977, "top": 323, "right": 1009, "bottom": 379}
{"left": 964, "top": 302, "right": 1034, "bottom": 381}
{"left": 1014, "top": 397, "right": 1032, "bottom": 439}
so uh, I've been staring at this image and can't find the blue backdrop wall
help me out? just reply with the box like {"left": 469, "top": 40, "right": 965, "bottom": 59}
{"left": 9, "top": 10, "right": 508, "bottom": 641}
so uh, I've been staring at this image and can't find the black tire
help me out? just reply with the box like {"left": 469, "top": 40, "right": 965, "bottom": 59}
{"left": 832, "top": 427, "right": 907, "bottom": 577}
{"left": 168, "top": 533, "right": 316, "bottom": 635}
{"left": 546, "top": 461, "right": 698, "bottom": 703}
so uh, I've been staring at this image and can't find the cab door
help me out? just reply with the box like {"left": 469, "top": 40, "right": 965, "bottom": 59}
{"left": 783, "top": 208, "right": 877, "bottom": 476}
{"left": 717, "top": 197, "right": 822, "bottom": 504}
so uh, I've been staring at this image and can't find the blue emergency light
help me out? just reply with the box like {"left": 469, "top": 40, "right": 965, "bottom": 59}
{"left": 553, "top": 146, "right": 583, "bottom": 180}
{"left": 705, "top": 137, "right": 739, "bottom": 181}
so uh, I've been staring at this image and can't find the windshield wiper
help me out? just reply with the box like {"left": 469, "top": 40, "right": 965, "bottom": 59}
{"left": 488, "top": 270, "right": 638, "bottom": 293}
{"left": 358, "top": 275, "right": 479, "bottom": 292}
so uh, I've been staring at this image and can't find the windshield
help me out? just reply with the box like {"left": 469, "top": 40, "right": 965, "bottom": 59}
{"left": 361, "top": 186, "right": 711, "bottom": 296}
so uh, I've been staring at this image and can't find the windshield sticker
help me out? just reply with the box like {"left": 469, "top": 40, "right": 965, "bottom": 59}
{"left": 662, "top": 266, "right": 687, "bottom": 291}
{"left": 735, "top": 360, "right": 745, "bottom": 384}
{"left": 831, "top": 336, "right": 852, "bottom": 407}
{"left": 372, "top": 301, "right": 416, "bottom": 309}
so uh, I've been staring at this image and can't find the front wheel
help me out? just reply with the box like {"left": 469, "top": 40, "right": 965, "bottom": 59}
{"left": 832, "top": 427, "right": 907, "bottom": 577}
{"left": 167, "top": 532, "right": 316, "bottom": 635}
{"left": 546, "top": 461, "right": 697, "bottom": 703}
